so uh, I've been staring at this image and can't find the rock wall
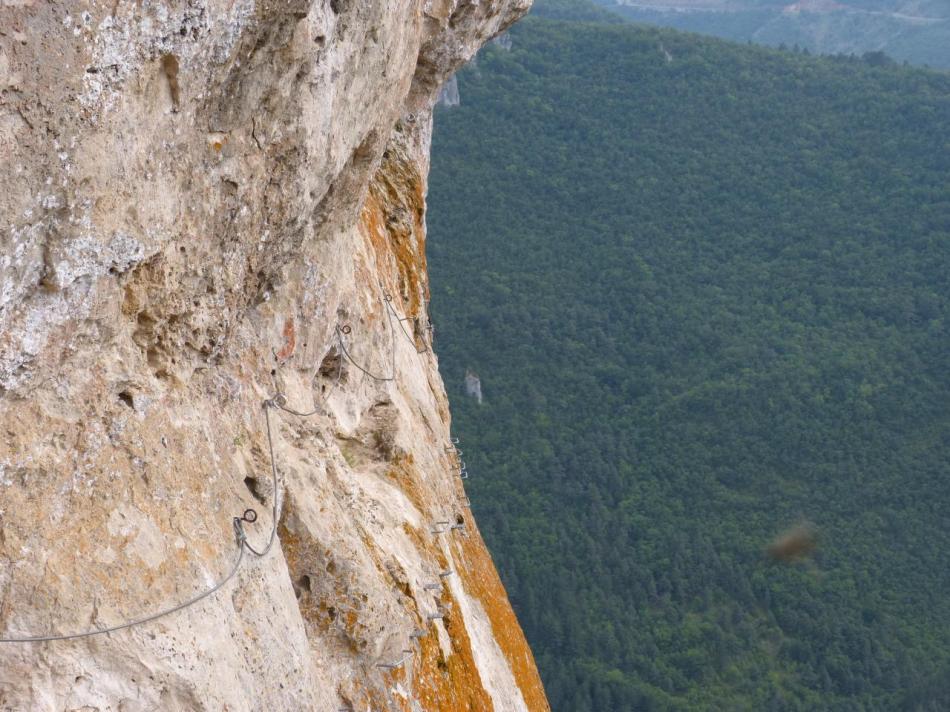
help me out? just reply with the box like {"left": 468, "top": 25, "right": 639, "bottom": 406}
{"left": 0, "top": 1, "right": 548, "bottom": 710}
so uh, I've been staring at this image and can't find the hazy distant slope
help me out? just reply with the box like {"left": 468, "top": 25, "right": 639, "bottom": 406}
{"left": 589, "top": 0, "right": 950, "bottom": 68}
{"left": 429, "top": 13, "right": 950, "bottom": 712}
{"left": 530, "top": 0, "right": 627, "bottom": 21}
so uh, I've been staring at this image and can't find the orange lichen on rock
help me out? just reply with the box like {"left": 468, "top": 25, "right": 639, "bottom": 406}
{"left": 278, "top": 503, "right": 371, "bottom": 653}
{"left": 359, "top": 141, "right": 429, "bottom": 322}
{"left": 411, "top": 595, "right": 496, "bottom": 712}
{"left": 386, "top": 452, "right": 429, "bottom": 516}
{"left": 379, "top": 456, "right": 517, "bottom": 709}
{"left": 276, "top": 317, "right": 296, "bottom": 361}
{"left": 276, "top": 511, "right": 332, "bottom": 636}
{"left": 454, "top": 529, "right": 551, "bottom": 711}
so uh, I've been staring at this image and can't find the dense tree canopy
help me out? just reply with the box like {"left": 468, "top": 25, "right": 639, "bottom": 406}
{"left": 427, "top": 10, "right": 950, "bottom": 711}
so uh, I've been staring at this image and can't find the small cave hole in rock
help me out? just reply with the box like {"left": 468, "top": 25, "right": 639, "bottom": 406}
{"left": 160, "top": 54, "right": 180, "bottom": 111}
{"left": 329, "top": 0, "right": 344, "bottom": 14}
{"left": 326, "top": 559, "right": 337, "bottom": 574}
{"left": 456, "top": 514, "right": 465, "bottom": 526}
{"left": 327, "top": 606, "right": 337, "bottom": 620}
{"left": 294, "top": 574, "right": 312, "bottom": 599}
{"left": 318, "top": 347, "right": 345, "bottom": 384}
{"left": 118, "top": 390, "right": 134, "bottom": 409}
{"left": 244, "top": 476, "right": 266, "bottom": 504}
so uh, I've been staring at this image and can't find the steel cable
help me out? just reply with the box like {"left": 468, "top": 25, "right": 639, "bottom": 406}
{"left": 0, "top": 519, "right": 250, "bottom": 643}
{"left": 0, "top": 291, "right": 435, "bottom": 643}
{"left": 0, "top": 398, "right": 284, "bottom": 643}
{"left": 385, "top": 296, "right": 429, "bottom": 354}
{"left": 335, "top": 295, "right": 397, "bottom": 382}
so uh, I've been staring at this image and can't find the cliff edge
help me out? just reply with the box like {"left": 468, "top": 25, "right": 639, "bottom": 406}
{"left": 0, "top": 1, "right": 548, "bottom": 710}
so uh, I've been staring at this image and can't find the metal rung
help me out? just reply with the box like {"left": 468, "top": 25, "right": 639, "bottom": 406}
{"left": 376, "top": 657, "right": 406, "bottom": 670}
{"left": 377, "top": 649, "right": 414, "bottom": 670}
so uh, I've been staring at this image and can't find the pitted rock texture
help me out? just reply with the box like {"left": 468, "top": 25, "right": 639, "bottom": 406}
{"left": 0, "top": 1, "right": 547, "bottom": 710}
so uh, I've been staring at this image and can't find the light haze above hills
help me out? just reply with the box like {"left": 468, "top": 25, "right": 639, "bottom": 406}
{"left": 581, "top": 0, "right": 950, "bottom": 68}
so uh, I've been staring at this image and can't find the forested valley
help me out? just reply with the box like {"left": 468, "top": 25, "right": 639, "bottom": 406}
{"left": 427, "top": 4, "right": 950, "bottom": 709}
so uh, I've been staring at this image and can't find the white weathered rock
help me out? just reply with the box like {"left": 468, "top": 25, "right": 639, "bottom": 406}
{"left": 436, "top": 74, "right": 459, "bottom": 108}
{"left": 0, "top": 1, "right": 546, "bottom": 710}
{"left": 464, "top": 369, "right": 483, "bottom": 404}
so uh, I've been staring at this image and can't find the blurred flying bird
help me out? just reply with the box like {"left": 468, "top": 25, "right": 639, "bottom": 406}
{"left": 767, "top": 523, "right": 818, "bottom": 562}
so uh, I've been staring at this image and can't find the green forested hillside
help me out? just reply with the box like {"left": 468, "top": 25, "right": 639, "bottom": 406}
{"left": 427, "top": 11, "right": 950, "bottom": 712}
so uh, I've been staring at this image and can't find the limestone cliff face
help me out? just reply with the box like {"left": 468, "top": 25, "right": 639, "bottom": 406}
{"left": 0, "top": 2, "right": 548, "bottom": 710}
